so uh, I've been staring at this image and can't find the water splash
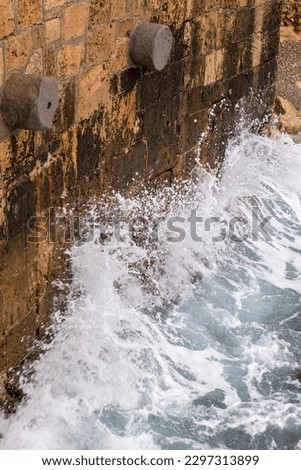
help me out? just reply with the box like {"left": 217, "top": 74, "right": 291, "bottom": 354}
{"left": 0, "top": 131, "right": 301, "bottom": 449}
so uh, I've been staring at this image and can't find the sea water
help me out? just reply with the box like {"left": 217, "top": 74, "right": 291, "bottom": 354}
{"left": 0, "top": 130, "right": 301, "bottom": 450}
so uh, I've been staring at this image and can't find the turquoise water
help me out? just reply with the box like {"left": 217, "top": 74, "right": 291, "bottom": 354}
{"left": 0, "top": 131, "right": 301, "bottom": 449}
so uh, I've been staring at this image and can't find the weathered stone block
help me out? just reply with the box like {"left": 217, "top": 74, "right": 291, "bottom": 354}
{"left": 205, "top": 0, "right": 221, "bottom": 11}
{"left": 4, "top": 30, "right": 33, "bottom": 70}
{"left": 173, "top": 22, "right": 191, "bottom": 61}
{"left": 0, "top": 202, "right": 7, "bottom": 249}
{"left": 187, "top": 85, "right": 204, "bottom": 114}
{"left": 220, "top": 10, "right": 236, "bottom": 47}
{"left": 107, "top": 91, "right": 141, "bottom": 153}
{"left": 229, "top": 72, "right": 250, "bottom": 103}
{"left": 4, "top": 133, "right": 37, "bottom": 184}
{"left": 224, "top": 39, "right": 252, "bottom": 78}
{"left": 147, "top": 127, "right": 178, "bottom": 179}
{"left": 204, "top": 49, "right": 224, "bottom": 85}
{"left": 222, "top": 0, "right": 239, "bottom": 8}
{"left": 62, "top": 1, "right": 90, "bottom": 41}
{"left": 2, "top": 260, "right": 37, "bottom": 332}
{"left": 0, "top": 231, "right": 26, "bottom": 283}
{"left": 252, "top": 33, "right": 263, "bottom": 68}
{"left": 110, "top": 74, "right": 119, "bottom": 95}
{"left": 258, "top": 58, "right": 277, "bottom": 91}
{"left": 58, "top": 43, "right": 85, "bottom": 78}
{"left": 46, "top": 18, "right": 61, "bottom": 43}
{"left": 143, "top": 97, "right": 179, "bottom": 137}
{"left": 117, "top": 18, "right": 135, "bottom": 38}
{"left": 0, "top": 334, "right": 6, "bottom": 372}
{"left": 111, "top": 0, "right": 127, "bottom": 20}
{"left": 224, "top": 41, "right": 240, "bottom": 78}
{"left": 89, "top": 0, "right": 110, "bottom": 28}
{"left": 185, "top": 55, "right": 206, "bottom": 89}
{"left": 61, "top": 78, "right": 76, "bottom": 130}
{"left": 177, "top": 109, "right": 209, "bottom": 153}
{"left": 16, "top": 0, "right": 42, "bottom": 30}
{"left": 26, "top": 49, "right": 43, "bottom": 74}
{"left": 77, "top": 118, "right": 103, "bottom": 177}
{"left": 44, "top": 45, "right": 57, "bottom": 77}
{"left": 111, "top": 140, "right": 146, "bottom": 189}
{"left": 254, "top": 0, "right": 274, "bottom": 6}
{"left": 78, "top": 64, "right": 109, "bottom": 122}
{"left": 0, "top": 139, "right": 11, "bottom": 173}
{"left": 159, "top": 60, "right": 186, "bottom": 97}
{"left": 201, "top": 11, "right": 219, "bottom": 54}
{"left": 127, "top": 0, "right": 150, "bottom": 16}
{"left": 33, "top": 24, "right": 45, "bottom": 49}
{"left": 0, "top": 0, "right": 15, "bottom": 39}
{"left": 261, "top": 29, "right": 280, "bottom": 63}
{"left": 262, "top": 1, "right": 282, "bottom": 33}
{"left": 172, "top": 149, "right": 195, "bottom": 182}
{"left": 6, "top": 179, "right": 35, "bottom": 238}
{"left": 5, "top": 306, "right": 37, "bottom": 367}
{"left": 191, "top": 10, "right": 224, "bottom": 57}
{"left": 186, "top": 0, "right": 206, "bottom": 20}
{"left": 0, "top": 47, "right": 4, "bottom": 89}
{"left": 220, "top": 99, "right": 237, "bottom": 134}
{"left": 36, "top": 287, "right": 56, "bottom": 340}
{"left": 44, "top": 0, "right": 66, "bottom": 10}
{"left": 159, "top": 1, "right": 186, "bottom": 25}
{"left": 235, "top": 7, "right": 255, "bottom": 41}
{"left": 202, "top": 79, "right": 229, "bottom": 107}
{"left": 137, "top": 70, "right": 162, "bottom": 108}
{"left": 110, "top": 38, "right": 130, "bottom": 74}
{"left": 87, "top": 24, "right": 116, "bottom": 65}
{"left": 34, "top": 171, "right": 51, "bottom": 215}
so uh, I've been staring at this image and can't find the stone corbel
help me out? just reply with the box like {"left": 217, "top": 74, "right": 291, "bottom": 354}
{"left": 129, "top": 23, "right": 173, "bottom": 72}
{"left": 0, "top": 72, "right": 59, "bottom": 139}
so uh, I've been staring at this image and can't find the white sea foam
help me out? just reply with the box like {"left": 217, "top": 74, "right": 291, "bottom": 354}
{"left": 0, "top": 131, "right": 301, "bottom": 449}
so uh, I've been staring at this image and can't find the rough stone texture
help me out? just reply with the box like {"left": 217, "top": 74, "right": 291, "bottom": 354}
{"left": 87, "top": 23, "right": 117, "bottom": 64}
{"left": 282, "top": 0, "right": 301, "bottom": 32}
{"left": 58, "top": 43, "right": 85, "bottom": 78}
{"left": 78, "top": 64, "right": 110, "bottom": 121}
{"left": 275, "top": 96, "right": 301, "bottom": 133}
{"left": 16, "top": 0, "right": 43, "bottom": 30}
{"left": 0, "top": 48, "right": 4, "bottom": 89}
{"left": 0, "top": 0, "right": 15, "bottom": 39}
{"left": 62, "top": 2, "right": 90, "bottom": 41}
{"left": 4, "top": 30, "right": 34, "bottom": 70}
{"left": 277, "top": 40, "right": 301, "bottom": 112}
{"left": 46, "top": 18, "right": 61, "bottom": 44}
{"left": 0, "top": 0, "right": 281, "bottom": 383}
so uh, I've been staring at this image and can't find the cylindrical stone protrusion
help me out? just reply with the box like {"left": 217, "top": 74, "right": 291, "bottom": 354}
{"left": 129, "top": 23, "right": 173, "bottom": 71}
{"left": 0, "top": 72, "right": 59, "bottom": 131}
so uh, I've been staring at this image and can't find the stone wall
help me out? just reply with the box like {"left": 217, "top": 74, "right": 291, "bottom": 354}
{"left": 0, "top": 0, "right": 281, "bottom": 380}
